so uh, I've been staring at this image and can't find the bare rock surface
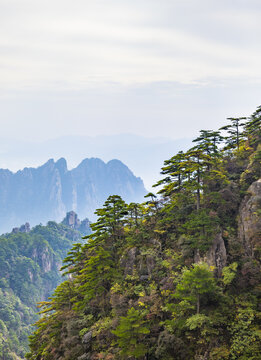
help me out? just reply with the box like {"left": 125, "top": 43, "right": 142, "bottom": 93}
{"left": 205, "top": 232, "right": 227, "bottom": 276}
{"left": 121, "top": 247, "right": 140, "bottom": 275}
{"left": 238, "top": 178, "right": 261, "bottom": 258}
{"left": 194, "top": 232, "right": 227, "bottom": 276}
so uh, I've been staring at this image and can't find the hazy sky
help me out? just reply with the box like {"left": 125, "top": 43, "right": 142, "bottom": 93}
{"left": 1, "top": 0, "right": 261, "bottom": 141}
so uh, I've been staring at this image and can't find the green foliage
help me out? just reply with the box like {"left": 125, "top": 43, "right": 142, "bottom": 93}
{"left": 220, "top": 117, "right": 246, "bottom": 150}
{"left": 185, "top": 313, "right": 211, "bottom": 330}
{"left": 90, "top": 195, "right": 128, "bottom": 237}
{"left": 0, "top": 220, "right": 88, "bottom": 359}
{"left": 112, "top": 307, "right": 150, "bottom": 358}
{"left": 222, "top": 262, "right": 238, "bottom": 286}
{"left": 229, "top": 303, "right": 261, "bottom": 360}
{"left": 181, "top": 209, "right": 219, "bottom": 250}
{"left": 174, "top": 263, "right": 218, "bottom": 314}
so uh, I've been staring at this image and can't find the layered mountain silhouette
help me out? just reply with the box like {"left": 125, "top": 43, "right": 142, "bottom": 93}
{"left": 0, "top": 158, "right": 146, "bottom": 233}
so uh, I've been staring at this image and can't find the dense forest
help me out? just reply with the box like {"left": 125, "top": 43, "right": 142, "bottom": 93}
{"left": 23, "top": 107, "right": 261, "bottom": 358}
{"left": 0, "top": 213, "right": 91, "bottom": 359}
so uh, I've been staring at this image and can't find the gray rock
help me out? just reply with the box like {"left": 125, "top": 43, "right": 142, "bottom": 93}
{"left": 194, "top": 232, "right": 227, "bottom": 276}
{"left": 62, "top": 211, "right": 81, "bottom": 228}
{"left": 82, "top": 331, "right": 92, "bottom": 345}
{"left": 238, "top": 178, "right": 261, "bottom": 258}
{"left": 146, "top": 255, "right": 156, "bottom": 276}
{"left": 121, "top": 247, "right": 140, "bottom": 275}
{"left": 12, "top": 222, "right": 30, "bottom": 233}
{"left": 205, "top": 232, "right": 227, "bottom": 276}
{"left": 194, "top": 249, "right": 201, "bottom": 264}
{"left": 140, "top": 275, "right": 149, "bottom": 281}
{"left": 78, "top": 354, "right": 91, "bottom": 360}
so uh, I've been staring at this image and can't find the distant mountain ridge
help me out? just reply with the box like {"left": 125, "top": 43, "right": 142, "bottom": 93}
{"left": 0, "top": 157, "right": 146, "bottom": 233}
{"left": 0, "top": 134, "right": 192, "bottom": 190}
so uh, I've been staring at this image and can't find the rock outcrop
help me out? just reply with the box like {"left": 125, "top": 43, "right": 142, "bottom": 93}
{"left": 238, "top": 178, "right": 261, "bottom": 258}
{"left": 12, "top": 222, "right": 31, "bottom": 234}
{"left": 62, "top": 211, "right": 81, "bottom": 228}
{"left": 62, "top": 211, "right": 92, "bottom": 236}
{"left": 205, "top": 232, "right": 227, "bottom": 276}
{"left": 194, "top": 232, "right": 227, "bottom": 276}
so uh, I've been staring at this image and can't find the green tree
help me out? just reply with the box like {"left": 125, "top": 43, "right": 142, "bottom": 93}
{"left": 244, "top": 106, "right": 261, "bottom": 148}
{"left": 91, "top": 195, "right": 128, "bottom": 238}
{"left": 174, "top": 263, "right": 218, "bottom": 314}
{"left": 220, "top": 117, "right": 246, "bottom": 150}
{"left": 229, "top": 304, "right": 261, "bottom": 360}
{"left": 193, "top": 130, "right": 223, "bottom": 156}
{"left": 154, "top": 151, "right": 186, "bottom": 196}
{"left": 112, "top": 307, "right": 150, "bottom": 359}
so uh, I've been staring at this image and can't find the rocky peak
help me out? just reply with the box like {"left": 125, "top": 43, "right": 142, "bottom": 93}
{"left": 61, "top": 211, "right": 92, "bottom": 236}
{"left": 0, "top": 157, "right": 146, "bottom": 233}
{"left": 62, "top": 211, "right": 81, "bottom": 229}
{"left": 12, "top": 222, "right": 31, "bottom": 234}
{"left": 55, "top": 157, "right": 67, "bottom": 173}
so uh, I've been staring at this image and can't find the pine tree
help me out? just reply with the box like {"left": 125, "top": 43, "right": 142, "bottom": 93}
{"left": 112, "top": 307, "right": 150, "bottom": 359}
{"left": 219, "top": 117, "right": 246, "bottom": 150}
{"left": 174, "top": 263, "right": 218, "bottom": 314}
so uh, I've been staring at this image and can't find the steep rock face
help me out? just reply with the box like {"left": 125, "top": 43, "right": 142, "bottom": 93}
{"left": 62, "top": 211, "right": 92, "bottom": 236}
{"left": 194, "top": 232, "right": 227, "bottom": 276}
{"left": 33, "top": 245, "right": 55, "bottom": 273}
{"left": 121, "top": 247, "right": 140, "bottom": 276}
{"left": 205, "top": 233, "right": 227, "bottom": 276}
{"left": 195, "top": 177, "right": 261, "bottom": 273}
{"left": 0, "top": 158, "right": 146, "bottom": 233}
{"left": 120, "top": 246, "right": 158, "bottom": 281}
{"left": 62, "top": 211, "right": 81, "bottom": 228}
{"left": 238, "top": 178, "right": 261, "bottom": 258}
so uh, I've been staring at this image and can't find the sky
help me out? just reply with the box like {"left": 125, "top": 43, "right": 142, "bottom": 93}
{"left": 1, "top": 1, "right": 261, "bottom": 149}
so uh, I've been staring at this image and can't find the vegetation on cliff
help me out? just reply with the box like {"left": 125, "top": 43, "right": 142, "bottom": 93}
{"left": 25, "top": 107, "right": 261, "bottom": 359}
{"left": 0, "top": 214, "right": 91, "bottom": 359}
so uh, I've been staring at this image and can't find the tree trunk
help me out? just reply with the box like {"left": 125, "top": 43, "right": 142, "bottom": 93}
{"left": 197, "top": 294, "right": 200, "bottom": 314}
{"left": 196, "top": 188, "right": 200, "bottom": 211}
{"left": 196, "top": 158, "right": 200, "bottom": 211}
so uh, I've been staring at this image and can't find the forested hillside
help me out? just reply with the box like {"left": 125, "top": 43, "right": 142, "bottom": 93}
{"left": 0, "top": 213, "right": 91, "bottom": 359}
{"left": 26, "top": 107, "right": 261, "bottom": 359}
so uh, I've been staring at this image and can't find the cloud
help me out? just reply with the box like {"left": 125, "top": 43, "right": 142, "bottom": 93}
{"left": 1, "top": 1, "right": 261, "bottom": 147}
{"left": 1, "top": 0, "right": 261, "bottom": 90}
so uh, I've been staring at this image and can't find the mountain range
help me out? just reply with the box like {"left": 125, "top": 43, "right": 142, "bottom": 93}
{"left": 0, "top": 134, "right": 192, "bottom": 190}
{"left": 0, "top": 157, "right": 146, "bottom": 233}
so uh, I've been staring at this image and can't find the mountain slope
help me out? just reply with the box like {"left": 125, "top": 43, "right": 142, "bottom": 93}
{"left": 0, "top": 213, "right": 91, "bottom": 359}
{"left": 26, "top": 107, "right": 261, "bottom": 360}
